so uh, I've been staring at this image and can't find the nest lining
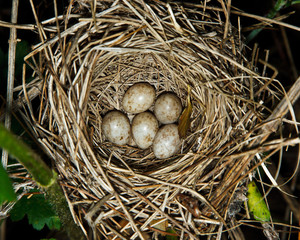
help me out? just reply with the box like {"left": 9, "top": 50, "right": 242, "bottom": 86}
{"left": 16, "top": 0, "right": 287, "bottom": 239}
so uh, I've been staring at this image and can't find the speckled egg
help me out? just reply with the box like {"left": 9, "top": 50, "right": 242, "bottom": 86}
{"left": 131, "top": 112, "right": 159, "bottom": 149}
{"left": 122, "top": 83, "right": 155, "bottom": 114}
{"left": 153, "top": 124, "right": 181, "bottom": 159}
{"left": 102, "top": 110, "right": 130, "bottom": 145}
{"left": 154, "top": 92, "right": 182, "bottom": 124}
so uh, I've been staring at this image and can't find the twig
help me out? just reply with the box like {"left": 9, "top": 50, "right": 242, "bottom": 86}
{"left": 0, "top": 20, "right": 35, "bottom": 30}
{"left": 223, "top": 0, "right": 231, "bottom": 39}
{"left": 181, "top": 3, "right": 300, "bottom": 32}
{"left": 232, "top": 9, "right": 300, "bottom": 32}
{"left": 280, "top": 26, "right": 298, "bottom": 80}
{"left": 1, "top": 0, "right": 19, "bottom": 168}
{"left": 261, "top": 76, "right": 300, "bottom": 134}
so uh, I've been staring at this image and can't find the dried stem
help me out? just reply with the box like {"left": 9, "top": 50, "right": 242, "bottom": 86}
{"left": 1, "top": 0, "right": 19, "bottom": 168}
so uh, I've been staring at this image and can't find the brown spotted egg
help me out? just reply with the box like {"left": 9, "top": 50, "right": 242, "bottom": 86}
{"left": 154, "top": 92, "right": 182, "bottom": 124}
{"left": 102, "top": 110, "right": 130, "bottom": 145}
{"left": 122, "top": 83, "right": 155, "bottom": 114}
{"left": 153, "top": 124, "right": 181, "bottom": 159}
{"left": 131, "top": 112, "right": 159, "bottom": 149}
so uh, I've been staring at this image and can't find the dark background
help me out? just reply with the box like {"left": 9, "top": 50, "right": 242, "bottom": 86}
{"left": 0, "top": 0, "right": 299, "bottom": 239}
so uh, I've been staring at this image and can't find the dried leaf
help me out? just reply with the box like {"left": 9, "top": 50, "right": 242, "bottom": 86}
{"left": 150, "top": 219, "right": 168, "bottom": 232}
{"left": 178, "top": 85, "right": 192, "bottom": 138}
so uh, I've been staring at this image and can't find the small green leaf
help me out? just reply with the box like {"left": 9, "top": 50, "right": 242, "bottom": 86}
{"left": 10, "top": 191, "right": 61, "bottom": 231}
{"left": 0, "top": 163, "right": 16, "bottom": 205}
{"left": 166, "top": 228, "right": 178, "bottom": 240}
{"left": 247, "top": 181, "right": 271, "bottom": 222}
{"left": 46, "top": 215, "right": 62, "bottom": 230}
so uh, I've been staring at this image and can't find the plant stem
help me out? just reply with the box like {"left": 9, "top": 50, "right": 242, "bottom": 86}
{"left": 0, "top": 124, "right": 54, "bottom": 187}
{"left": 0, "top": 124, "right": 85, "bottom": 240}
{"left": 246, "top": 0, "right": 293, "bottom": 43}
{"left": 2, "top": 0, "right": 19, "bottom": 168}
{"left": 46, "top": 181, "right": 85, "bottom": 240}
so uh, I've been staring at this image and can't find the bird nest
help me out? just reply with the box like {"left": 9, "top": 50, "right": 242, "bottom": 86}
{"left": 16, "top": 0, "right": 292, "bottom": 239}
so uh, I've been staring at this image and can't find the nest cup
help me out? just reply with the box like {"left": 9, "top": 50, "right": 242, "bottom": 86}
{"left": 18, "top": 0, "right": 285, "bottom": 238}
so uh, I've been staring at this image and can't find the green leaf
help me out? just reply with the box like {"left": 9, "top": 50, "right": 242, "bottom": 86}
{"left": 46, "top": 215, "right": 62, "bottom": 230}
{"left": 10, "top": 191, "right": 61, "bottom": 231}
{"left": 166, "top": 228, "right": 178, "bottom": 240}
{"left": 247, "top": 181, "right": 271, "bottom": 222}
{"left": 0, "top": 163, "right": 16, "bottom": 205}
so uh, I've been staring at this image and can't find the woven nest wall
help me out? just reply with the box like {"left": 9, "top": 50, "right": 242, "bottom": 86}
{"left": 17, "top": 0, "right": 290, "bottom": 239}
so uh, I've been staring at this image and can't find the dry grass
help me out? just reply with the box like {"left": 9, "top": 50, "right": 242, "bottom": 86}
{"left": 2, "top": 0, "right": 300, "bottom": 239}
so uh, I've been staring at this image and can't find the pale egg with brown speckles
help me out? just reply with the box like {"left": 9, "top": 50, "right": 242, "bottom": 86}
{"left": 131, "top": 112, "right": 159, "bottom": 149}
{"left": 122, "top": 83, "right": 155, "bottom": 114}
{"left": 154, "top": 92, "right": 182, "bottom": 124}
{"left": 102, "top": 110, "right": 130, "bottom": 145}
{"left": 153, "top": 124, "right": 181, "bottom": 159}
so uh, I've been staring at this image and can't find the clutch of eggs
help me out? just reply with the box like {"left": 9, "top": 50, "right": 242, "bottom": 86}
{"left": 102, "top": 82, "right": 183, "bottom": 159}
